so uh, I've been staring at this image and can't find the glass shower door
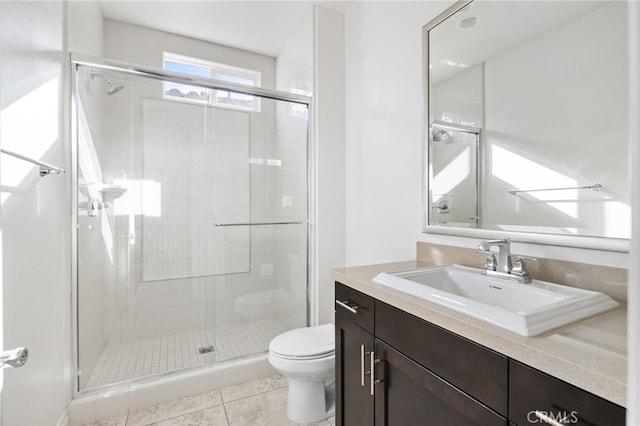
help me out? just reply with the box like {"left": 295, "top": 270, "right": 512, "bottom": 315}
{"left": 75, "top": 63, "right": 309, "bottom": 391}
{"left": 201, "top": 95, "right": 309, "bottom": 365}
{"left": 429, "top": 124, "right": 480, "bottom": 227}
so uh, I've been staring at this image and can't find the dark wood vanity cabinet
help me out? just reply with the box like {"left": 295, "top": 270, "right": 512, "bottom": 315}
{"left": 335, "top": 283, "right": 507, "bottom": 426}
{"left": 335, "top": 282, "right": 626, "bottom": 426}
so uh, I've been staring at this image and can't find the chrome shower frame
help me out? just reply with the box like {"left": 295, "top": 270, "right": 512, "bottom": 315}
{"left": 70, "top": 53, "right": 314, "bottom": 396}
{"left": 72, "top": 53, "right": 310, "bottom": 104}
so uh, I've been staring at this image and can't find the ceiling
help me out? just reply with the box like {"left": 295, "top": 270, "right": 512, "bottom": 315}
{"left": 98, "top": 0, "right": 353, "bottom": 57}
{"left": 429, "top": 1, "right": 609, "bottom": 83}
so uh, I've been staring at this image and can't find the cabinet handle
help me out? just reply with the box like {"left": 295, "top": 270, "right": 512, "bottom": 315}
{"left": 534, "top": 411, "right": 567, "bottom": 426}
{"left": 370, "top": 351, "right": 382, "bottom": 396}
{"left": 360, "top": 345, "right": 367, "bottom": 386}
{"left": 336, "top": 299, "right": 360, "bottom": 314}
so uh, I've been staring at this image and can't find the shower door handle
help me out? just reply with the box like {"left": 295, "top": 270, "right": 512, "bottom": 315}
{"left": 214, "top": 221, "right": 305, "bottom": 227}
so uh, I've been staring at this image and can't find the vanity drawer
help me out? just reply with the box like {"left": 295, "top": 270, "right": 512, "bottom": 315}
{"left": 509, "top": 360, "right": 625, "bottom": 426}
{"left": 375, "top": 300, "right": 508, "bottom": 416}
{"left": 335, "top": 282, "right": 374, "bottom": 333}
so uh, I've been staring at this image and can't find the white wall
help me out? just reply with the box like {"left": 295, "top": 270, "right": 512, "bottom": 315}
{"left": 345, "top": 1, "right": 450, "bottom": 265}
{"left": 314, "top": 6, "right": 346, "bottom": 325}
{"left": 276, "top": 7, "right": 313, "bottom": 97}
{"left": 0, "top": 1, "right": 69, "bottom": 424}
{"left": 69, "top": 1, "right": 104, "bottom": 56}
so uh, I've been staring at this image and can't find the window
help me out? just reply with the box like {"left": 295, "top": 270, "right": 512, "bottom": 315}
{"left": 163, "top": 53, "right": 261, "bottom": 111}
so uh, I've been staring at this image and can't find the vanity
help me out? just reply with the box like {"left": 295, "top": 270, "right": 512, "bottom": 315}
{"left": 332, "top": 245, "right": 626, "bottom": 426}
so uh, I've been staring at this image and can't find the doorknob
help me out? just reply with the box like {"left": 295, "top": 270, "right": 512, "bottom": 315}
{"left": 0, "top": 347, "right": 29, "bottom": 368}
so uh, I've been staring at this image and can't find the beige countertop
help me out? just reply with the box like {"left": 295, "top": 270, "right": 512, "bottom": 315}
{"left": 331, "top": 260, "right": 627, "bottom": 407}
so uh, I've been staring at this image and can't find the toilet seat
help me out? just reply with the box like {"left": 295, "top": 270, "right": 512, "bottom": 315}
{"left": 269, "top": 324, "right": 335, "bottom": 360}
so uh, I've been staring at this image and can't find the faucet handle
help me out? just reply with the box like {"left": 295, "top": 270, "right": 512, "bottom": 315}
{"left": 511, "top": 256, "right": 538, "bottom": 278}
{"left": 482, "top": 253, "right": 497, "bottom": 271}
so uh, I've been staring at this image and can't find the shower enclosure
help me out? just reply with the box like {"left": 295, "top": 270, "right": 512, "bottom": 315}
{"left": 429, "top": 122, "right": 480, "bottom": 228}
{"left": 72, "top": 56, "right": 310, "bottom": 392}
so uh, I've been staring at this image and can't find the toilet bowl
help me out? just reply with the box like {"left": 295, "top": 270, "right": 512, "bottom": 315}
{"left": 268, "top": 323, "right": 335, "bottom": 423}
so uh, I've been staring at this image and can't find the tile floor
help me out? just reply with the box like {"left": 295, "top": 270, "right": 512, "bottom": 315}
{"left": 83, "top": 374, "right": 336, "bottom": 426}
{"left": 86, "top": 319, "right": 288, "bottom": 388}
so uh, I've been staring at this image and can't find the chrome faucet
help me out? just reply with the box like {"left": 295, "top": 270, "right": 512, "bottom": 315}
{"left": 477, "top": 238, "right": 512, "bottom": 274}
{"left": 476, "top": 238, "right": 535, "bottom": 283}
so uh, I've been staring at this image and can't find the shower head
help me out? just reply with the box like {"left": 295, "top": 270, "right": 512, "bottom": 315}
{"left": 432, "top": 128, "right": 451, "bottom": 142}
{"left": 91, "top": 71, "right": 125, "bottom": 96}
{"left": 106, "top": 82, "right": 126, "bottom": 96}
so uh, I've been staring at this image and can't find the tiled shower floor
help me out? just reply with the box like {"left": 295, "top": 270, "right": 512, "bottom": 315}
{"left": 85, "top": 318, "right": 288, "bottom": 388}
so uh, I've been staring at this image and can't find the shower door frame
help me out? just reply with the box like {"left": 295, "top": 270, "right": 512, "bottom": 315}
{"left": 428, "top": 120, "right": 481, "bottom": 228}
{"left": 70, "top": 53, "right": 314, "bottom": 396}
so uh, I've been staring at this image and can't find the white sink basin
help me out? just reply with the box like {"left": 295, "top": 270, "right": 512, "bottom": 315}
{"left": 373, "top": 264, "right": 619, "bottom": 336}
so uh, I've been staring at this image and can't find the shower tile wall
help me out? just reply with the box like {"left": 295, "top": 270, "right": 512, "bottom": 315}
{"left": 141, "top": 99, "right": 250, "bottom": 281}
{"left": 431, "top": 63, "right": 483, "bottom": 127}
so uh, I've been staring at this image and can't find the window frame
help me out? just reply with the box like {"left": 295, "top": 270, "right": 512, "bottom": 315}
{"left": 162, "top": 52, "right": 262, "bottom": 112}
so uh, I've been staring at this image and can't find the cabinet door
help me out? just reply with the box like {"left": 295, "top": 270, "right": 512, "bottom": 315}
{"left": 374, "top": 340, "right": 507, "bottom": 426}
{"left": 336, "top": 314, "right": 375, "bottom": 426}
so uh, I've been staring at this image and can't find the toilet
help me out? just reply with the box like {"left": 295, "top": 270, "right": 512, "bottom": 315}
{"left": 268, "top": 323, "right": 335, "bottom": 423}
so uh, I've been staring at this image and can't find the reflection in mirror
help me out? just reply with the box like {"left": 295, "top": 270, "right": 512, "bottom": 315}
{"left": 425, "top": 0, "right": 630, "bottom": 247}
{"left": 430, "top": 121, "right": 479, "bottom": 228}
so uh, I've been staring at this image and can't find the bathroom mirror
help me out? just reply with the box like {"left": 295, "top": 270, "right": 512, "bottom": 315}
{"left": 424, "top": 0, "right": 630, "bottom": 251}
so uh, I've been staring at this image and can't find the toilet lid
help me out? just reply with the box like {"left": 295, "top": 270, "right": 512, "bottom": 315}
{"left": 269, "top": 324, "right": 335, "bottom": 359}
